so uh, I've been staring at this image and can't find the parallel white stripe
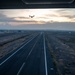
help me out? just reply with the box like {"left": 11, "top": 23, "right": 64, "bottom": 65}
{"left": 26, "top": 33, "right": 41, "bottom": 60}
{"left": 17, "top": 33, "right": 41, "bottom": 75}
{"left": 0, "top": 34, "right": 38, "bottom": 66}
{"left": 17, "top": 63, "right": 25, "bottom": 75}
{"left": 43, "top": 34, "right": 48, "bottom": 75}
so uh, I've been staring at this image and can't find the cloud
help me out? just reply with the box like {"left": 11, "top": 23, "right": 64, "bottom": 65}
{"left": 0, "top": 22, "right": 75, "bottom": 31}
{"left": 60, "top": 15, "right": 75, "bottom": 19}
{"left": 0, "top": 13, "right": 17, "bottom": 22}
{"left": 14, "top": 17, "right": 29, "bottom": 20}
{"left": 55, "top": 9, "right": 75, "bottom": 19}
{"left": 0, "top": 9, "right": 75, "bottom": 29}
{"left": 0, "top": 13, "right": 44, "bottom": 24}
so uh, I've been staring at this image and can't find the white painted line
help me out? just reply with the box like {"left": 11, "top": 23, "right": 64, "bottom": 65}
{"left": 0, "top": 34, "right": 37, "bottom": 66}
{"left": 43, "top": 34, "right": 48, "bottom": 75}
{"left": 17, "top": 63, "right": 25, "bottom": 75}
{"left": 26, "top": 33, "right": 40, "bottom": 60}
{"left": 17, "top": 33, "right": 41, "bottom": 75}
{"left": 50, "top": 68, "right": 54, "bottom": 70}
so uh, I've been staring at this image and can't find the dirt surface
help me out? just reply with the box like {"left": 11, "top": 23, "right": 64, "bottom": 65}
{"left": 0, "top": 37, "right": 28, "bottom": 59}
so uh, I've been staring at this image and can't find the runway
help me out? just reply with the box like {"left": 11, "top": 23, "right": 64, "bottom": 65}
{"left": 0, "top": 32, "right": 57, "bottom": 75}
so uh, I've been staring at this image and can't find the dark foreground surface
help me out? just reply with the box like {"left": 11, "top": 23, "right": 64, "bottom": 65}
{"left": 0, "top": 30, "right": 75, "bottom": 75}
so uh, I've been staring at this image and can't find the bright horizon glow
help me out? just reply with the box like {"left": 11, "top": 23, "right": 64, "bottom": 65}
{"left": 0, "top": 9, "right": 75, "bottom": 30}
{"left": 0, "top": 9, "right": 75, "bottom": 24}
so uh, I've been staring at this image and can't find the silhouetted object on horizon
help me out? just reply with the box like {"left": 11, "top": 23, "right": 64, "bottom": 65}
{"left": 29, "top": 15, "right": 35, "bottom": 18}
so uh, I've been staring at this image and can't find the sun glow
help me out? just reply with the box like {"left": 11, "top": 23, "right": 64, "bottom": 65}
{"left": 0, "top": 9, "right": 75, "bottom": 24}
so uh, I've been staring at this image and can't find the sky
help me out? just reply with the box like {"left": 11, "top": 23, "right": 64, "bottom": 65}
{"left": 0, "top": 8, "right": 75, "bottom": 30}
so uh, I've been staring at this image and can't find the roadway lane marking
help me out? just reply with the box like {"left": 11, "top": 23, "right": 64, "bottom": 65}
{"left": 26, "top": 35, "right": 39, "bottom": 60}
{"left": 50, "top": 68, "right": 54, "bottom": 70}
{"left": 43, "top": 34, "right": 48, "bottom": 75}
{"left": 17, "top": 33, "right": 41, "bottom": 75}
{"left": 17, "top": 63, "right": 25, "bottom": 75}
{"left": 26, "top": 32, "right": 42, "bottom": 60}
{"left": 0, "top": 34, "right": 38, "bottom": 66}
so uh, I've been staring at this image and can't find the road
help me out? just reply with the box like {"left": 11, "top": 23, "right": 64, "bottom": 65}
{"left": 0, "top": 32, "right": 57, "bottom": 75}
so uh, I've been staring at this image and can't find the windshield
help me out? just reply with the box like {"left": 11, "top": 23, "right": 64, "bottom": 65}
{"left": 0, "top": 9, "right": 75, "bottom": 75}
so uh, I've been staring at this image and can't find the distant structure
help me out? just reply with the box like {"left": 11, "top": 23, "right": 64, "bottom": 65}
{"left": 29, "top": 15, "right": 35, "bottom": 18}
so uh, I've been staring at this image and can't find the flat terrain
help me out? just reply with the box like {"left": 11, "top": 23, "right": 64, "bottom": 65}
{"left": 0, "top": 30, "right": 75, "bottom": 75}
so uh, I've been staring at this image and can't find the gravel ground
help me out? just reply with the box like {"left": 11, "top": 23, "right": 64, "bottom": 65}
{"left": 0, "top": 37, "right": 28, "bottom": 59}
